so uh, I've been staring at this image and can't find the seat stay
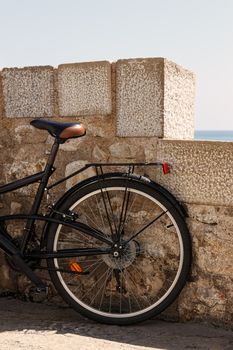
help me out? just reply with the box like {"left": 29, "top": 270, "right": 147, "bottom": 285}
{"left": 25, "top": 247, "right": 112, "bottom": 259}
{"left": 0, "top": 214, "right": 113, "bottom": 246}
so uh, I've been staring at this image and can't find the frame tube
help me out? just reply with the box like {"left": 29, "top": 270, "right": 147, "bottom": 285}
{"left": 0, "top": 172, "right": 44, "bottom": 194}
{"left": 0, "top": 214, "right": 112, "bottom": 246}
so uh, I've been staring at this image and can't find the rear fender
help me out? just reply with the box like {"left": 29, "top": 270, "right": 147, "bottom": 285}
{"left": 146, "top": 179, "right": 187, "bottom": 218}
{"left": 41, "top": 172, "right": 186, "bottom": 248}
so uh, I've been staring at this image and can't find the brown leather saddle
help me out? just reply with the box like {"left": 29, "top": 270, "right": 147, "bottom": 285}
{"left": 30, "top": 119, "right": 86, "bottom": 141}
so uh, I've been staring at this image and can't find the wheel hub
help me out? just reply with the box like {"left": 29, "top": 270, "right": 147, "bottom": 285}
{"left": 102, "top": 240, "right": 138, "bottom": 269}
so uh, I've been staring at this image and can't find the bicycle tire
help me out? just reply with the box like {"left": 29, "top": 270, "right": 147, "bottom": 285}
{"left": 46, "top": 177, "right": 191, "bottom": 325}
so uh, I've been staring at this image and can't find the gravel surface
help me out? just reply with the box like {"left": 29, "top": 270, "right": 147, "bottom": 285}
{"left": 0, "top": 297, "right": 232, "bottom": 350}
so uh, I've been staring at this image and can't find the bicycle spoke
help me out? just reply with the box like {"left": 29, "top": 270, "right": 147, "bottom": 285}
{"left": 84, "top": 199, "right": 112, "bottom": 241}
{"left": 117, "top": 185, "right": 131, "bottom": 239}
{"left": 108, "top": 269, "right": 113, "bottom": 313}
{"left": 122, "top": 269, "right": 144, "bottom": 310}
{"left": 82, "top": 264, "right": 109, "bottom": 303}
{"left": 98, "top": 268, "right": 111, "bottom": 310}
{"left": 122, "top": 192, "right": 144, "bottom": 231}
{"left": 49, "top": 179, "right": 190, "bottom": 324}
{"left": 99, "top": 184, "right": 117, "bottom": 237}
{"left": 95, "top": 195, "right": 109, "bottom": 237}
{"left": 93, "top": 267, "right": 112, "bottom": 309}
{"left": 126, "top": 210, "right": 168, "bottom": 243}
{"left": 120, "top": 262, "right": 123, "bottom": 313}
{"left": 81, "top": 207, "right": 104, "bottom": 236}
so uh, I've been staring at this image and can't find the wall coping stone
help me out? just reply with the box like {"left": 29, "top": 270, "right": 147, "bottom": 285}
{"left": 58, "top": 61, "right": 112, "bottom": 116}
{"left": 2, "top": 66, "right": 54, "bottom": 118}
{"left": 156, "top": 139, "right": 233, "bottom": 206}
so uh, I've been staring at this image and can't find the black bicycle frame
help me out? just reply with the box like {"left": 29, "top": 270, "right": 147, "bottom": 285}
{"left": 0, "top": 136, "right": 170, "bottom": 290}
{"left": 0, "top": 138, "right": 115, "bottom": 290}
{"left": 0, "top": 140, "right": 59, "bottom": 250}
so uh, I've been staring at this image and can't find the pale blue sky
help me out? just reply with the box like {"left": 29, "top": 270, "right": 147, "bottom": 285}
{"left": 0, "top": 0, "right": 232, "bottom": 130}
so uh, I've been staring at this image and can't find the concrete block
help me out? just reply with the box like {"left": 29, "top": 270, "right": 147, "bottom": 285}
{"left": 58, "top": 61, "right": 112, "bottom": 116}
{"left": 116, "top": 58, "right": 195, "bottom": 138}
{"left": 156, "top": 140, "right": 233, "bottom": 205}
{"left": 2, "top": 66, "right": 54, "bottom": 118}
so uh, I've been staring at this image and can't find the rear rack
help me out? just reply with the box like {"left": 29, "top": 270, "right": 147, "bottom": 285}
{"left": 47, "top": 162, "right": 172, "bottom": 191}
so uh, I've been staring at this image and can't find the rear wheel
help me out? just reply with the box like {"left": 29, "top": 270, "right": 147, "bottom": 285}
{"left": 46, "top": 177, "right": 191, "bottom": 325}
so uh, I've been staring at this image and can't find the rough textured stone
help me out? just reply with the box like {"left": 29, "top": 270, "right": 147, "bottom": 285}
{"left": 144, "top": 139, "right": 158, "bottom": 162}
{"left": 2, "top": 66, "right": 54, "bottom": 118}
{"left": 156, "top": 139, "right": 233, "bottom": 205}
{"left": 65, "top": 160, "right": 96, "bottom": 190}
{"left": 60, "top": 138, "right": 84, "bottom": 152}
{"left": 2, "top": 66, "right": 53, "bottom": 118}
{"left": 176, "top": 202, "right": 233, "bottom": 325}
{"left": 194, "top": 229, "right": 233, "bottom": 277}
{"left": 10, "top": 202, "right": 22, "bottom": 214}
{"left": 58, "top": 61, "right": 112, "bottom": 116}
{"left": 5, "top": 160, "right": 46, "bottom": 182}
{"left": 0, "top": 71, "right": 4, "bottom": 118}
{"left": 109, "top": 141, "right": 144, "bottom": 160}
{"left": 178, "top": 280, "right": 228, "bottom": 323}
{"left": 3, "top": 146, "right": 47, "bottom": 196}
{"left": 0, "top": 258, "right": 16, "bottom": 291}
{"left": 188, "top": 204, "right": 219, "bottom": 224}
{"left": 92, "top": 145, "right": 108, "bottom": 162}
{"left": 14, "top": 124, "right": 48, "bottom": 144}
{"left": 164, "top": 60, "right": 195, "bottom": 139}
{"left": 116, "top": 58, "right": 195, "bottom": 138}
{"left": 86, "top": 115, "right": 115, "bottom": 138}
{"left": 116, "top": 58, "right": 164, "bottom": 137}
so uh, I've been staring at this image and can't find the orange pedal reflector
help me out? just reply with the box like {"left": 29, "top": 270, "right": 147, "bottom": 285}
{"left": 69, "top": 261, "right": 83, "bottom": 273}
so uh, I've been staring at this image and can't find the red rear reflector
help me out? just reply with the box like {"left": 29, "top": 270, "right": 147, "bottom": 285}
{"left": 162, "top": 163, "right": 170, "bottom": 174}
{"left": 69, "top": 261, "right": 83, "bottom": 273}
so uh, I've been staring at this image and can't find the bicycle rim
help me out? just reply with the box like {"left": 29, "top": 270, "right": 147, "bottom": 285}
{"left": 49, "top": 180, "right": 190, "bottom": 322}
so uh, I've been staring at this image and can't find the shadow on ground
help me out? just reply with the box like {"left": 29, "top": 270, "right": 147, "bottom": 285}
{"left": 0, "top": 297, "right": 232, "bottom": 350}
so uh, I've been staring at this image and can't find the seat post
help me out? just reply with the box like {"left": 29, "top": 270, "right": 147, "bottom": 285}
{"left": 45, "top": 138, "right": 60, "bottom": 172}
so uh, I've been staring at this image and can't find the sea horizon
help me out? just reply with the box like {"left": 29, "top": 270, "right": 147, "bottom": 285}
{"left": 194, "top": 130, "right": 233, "bottom": 141}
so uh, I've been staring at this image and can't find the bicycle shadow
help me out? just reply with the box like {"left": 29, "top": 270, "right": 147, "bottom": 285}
{"left": 0, "top": 297, "right": 232, "bottom": 350}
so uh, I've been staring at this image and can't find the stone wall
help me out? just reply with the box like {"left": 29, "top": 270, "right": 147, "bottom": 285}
{"left": 0, "top": 57, "right": 232, "bottom": 328}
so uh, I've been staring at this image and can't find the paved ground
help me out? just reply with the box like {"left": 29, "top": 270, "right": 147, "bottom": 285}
{"left": 0, "top": 297, "right": 232, "bottom": 350}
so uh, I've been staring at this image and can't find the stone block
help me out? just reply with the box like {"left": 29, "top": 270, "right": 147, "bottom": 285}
{"left": 14, "top": 124, "right": 48, "bottom": 144}
{"left": 85, "top": 115, "right": 115, "bottom": 138}
{"left": 109, "top": 140, "right": 145, "bottom": 161}
{"left": 178, "top": 278, "right": 228, "bottom": 322}
{"left": 116, "top": 58, "right": 164, "bottom": 137}
{"left": 2, "top": 66, "right": 54, "bottom": 118}
{"left": 0, "top": 72, "right": 4, "bottom": 117}
{"left": 156, "top": 140, "right": 233, "bottom": 205}
{"left": 164, "top": 60, "right": 195, "bottom": 139}
{"left": 65, "top": 160, "right": 96, "bottom": 190}
{"left": 116, "top": 58, "right": 195, "bottom": 138}
{"left": 0, "top": 259, "right": 16, "bottom": 291}
{"left": 197, "top": 237, "right": 233, "bottom": 277}
{"left": 58, "top": 61, "right": 112, "bottom": 116}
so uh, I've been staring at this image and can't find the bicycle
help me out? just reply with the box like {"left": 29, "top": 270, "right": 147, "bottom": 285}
{"left": 0, "top": 119, "right": 192, "bottom": 325}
